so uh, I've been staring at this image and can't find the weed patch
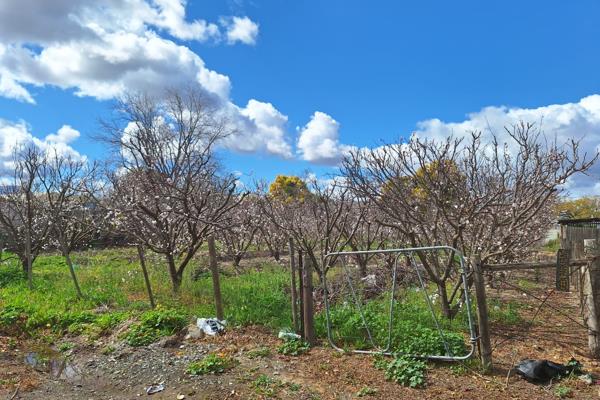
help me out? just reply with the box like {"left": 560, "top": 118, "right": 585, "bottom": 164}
{"left": 384, "top": 356, "right": 427, "bottom": 388}
{"left": 277, "top": 338, "right": 310, "bottom": 356}
{"left": 125, "top": 308, "right": 187, "bottom": 346}
{"left": 187, "top": 353, "right": 237, "bottom": 375}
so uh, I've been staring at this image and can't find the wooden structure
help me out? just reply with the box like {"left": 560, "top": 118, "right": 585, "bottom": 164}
{"left": 558, "top": 217, "right": 600, "bottom": 259}
{"left": 558, "top": 217, "right": 600, "bottom": 297}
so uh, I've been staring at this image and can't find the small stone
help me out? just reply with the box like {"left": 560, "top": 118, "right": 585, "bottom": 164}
{"left": 184, "top": 325, "right": 205, "bottom": 341}
{"left": 177, "top": 395, "right": 185, "bottom": 399}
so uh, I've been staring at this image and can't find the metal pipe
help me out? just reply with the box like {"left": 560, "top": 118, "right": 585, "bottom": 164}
{"left": 322, "top": 245, "right": 477, "bottom": 361}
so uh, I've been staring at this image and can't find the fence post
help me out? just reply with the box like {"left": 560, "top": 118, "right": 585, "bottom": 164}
{"left": 208, "top": 235, "right": 224, "bottom": 321}
{"left": 288, "top": 238, "right": 300, "bottom": 333}
{"left": 582, "top": 257, "right": 600, "bottom": 358}
{"left": 298, "top": 250, "right": 305, "bottom": 338}
{"left": 472, "top": 255, "right": 493, "bottom": 372}
{"left": 302, "top": 255, "right": 316, "bottom": 345}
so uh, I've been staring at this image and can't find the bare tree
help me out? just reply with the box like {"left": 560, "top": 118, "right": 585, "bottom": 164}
{"left": 218, "top": 194, "right": 261, "bottom": 271}
{"left": 38, "top": 152, "right": 101, "bottom": 298}
{"left": 263, "top": 176, "right": 359, "bottom": 280}
{"left": 257, "top": 220, "right": 288, "bottom": 262}
{"left": 0, "top": 146, "right": 52, "bottom": 289}
{"left": 341, "top": 122, "right": 596, "bottom": 317}
{"left": 102, "top": 88, "right": 242, "bottom": 293}
{"left": 343, "top": 198, "right": 392, "bottom": 277}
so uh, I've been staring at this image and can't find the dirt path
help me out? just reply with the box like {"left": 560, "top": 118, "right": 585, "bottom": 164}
{"left": 1, "top": 322, "right": 599, "bottom": 400}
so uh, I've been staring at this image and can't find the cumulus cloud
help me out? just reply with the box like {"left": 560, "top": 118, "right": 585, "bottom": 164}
{"left": 221, "top": 16, "right": 259, "bottom": 45}
{"left": 0, "top": 120, "right": 84, "bottom": 174}
{"left": 233, "top": 100, "right": 292, "bottom": 157}
{"left": 0, "top": 1, "right": 295, "bottom": 158}
{"left": 297, "top": 112, "right": 355, "bottom": 165}
{"left": 413, "top": 95, "right": 600, "bottom": 196}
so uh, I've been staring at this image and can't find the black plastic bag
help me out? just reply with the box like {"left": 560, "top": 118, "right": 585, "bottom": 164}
{"left": 514, "top": 359, "right": 582, "bottom": 383}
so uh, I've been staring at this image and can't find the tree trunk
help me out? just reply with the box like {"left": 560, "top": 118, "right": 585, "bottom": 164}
{"left": 25, "top": 233, "right": 32, "bottom": 290}
{"left": 63, "top": 247, "right": 83, "bottom": 299}
{"left": 208, "top": 235, "right": 224, "bottom": 320}
{"left": 137, "top": 246, "right": 156, "bottom": 309}
{"left": 166, "top": 253, "right": 181, "bottom": 294}
{"left": 358, "top": 256, "right": 368, "bottom": 278}
{"left": 437, "top": 281, "right": 453, "bottom": 319}
{"left": 233, "top": 254, "right": 243, "bottom": 270}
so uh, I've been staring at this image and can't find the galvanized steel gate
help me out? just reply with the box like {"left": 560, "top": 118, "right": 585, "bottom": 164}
{"left": 322, "top": 246, "right": 477, "bottom": 361}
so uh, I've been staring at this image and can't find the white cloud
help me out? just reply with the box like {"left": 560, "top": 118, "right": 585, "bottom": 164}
{"left": 413, "top": 95, "right": 600, "bottom": 196}
{"left": 45, "top": 125, "right": 80, "bottom": 144}
{"left": 221, "top": 16, "right": 259, "bottom": 45}
{"left": 233, "top": 99, "right": 292, "bottom": 158}
{"left": 0, "top": 1, "right": 296, "bottom": 158}
{"left": 297, "top": 111, "right": 355, "bottom": 165}
{"left": 0, "top": 120, "right": 84, "bottom": 174}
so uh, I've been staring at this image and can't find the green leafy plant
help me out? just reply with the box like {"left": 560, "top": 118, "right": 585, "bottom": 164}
{"left": 356, "top": 386, "right": 377, "bottom": 397}
{"left": 58, "top": 342, "right": 74, "bottom": 352}
{"left": 187, "top": 353, "right": 237, "bottom": 375}
{"left": 317, "top": 292, "right": 468, "bottom": 357}
{"left": 554, "top": 385, "right": 572, "bottom": 399}
{"left": 384, "top": 356, "right": 426, "bottom": 388}
{"left": 277, "top": 338, "right": 310, "bottom": 356}
{"left": 125, "top": 308, "right": 187, "bottom": 346}
{"left": 246, "top": 346, "right": 271, "bottom": 359}
{"left": 251, "top": 374, "right": 284, "bottom": 397}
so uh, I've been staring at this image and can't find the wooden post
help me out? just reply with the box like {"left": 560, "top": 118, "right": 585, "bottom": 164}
{"left": 472, "top": 255, "right": 492, "bottom": 372}
{"left": 288, "top": 238, "right": 300, "bottom": 333}
{"left": 137, "top": 245, "right": 156, "bottom": 309}
{"left": 208, "top": 235, "right": 224, "bottom": 320}
{"left": 302, "top": 255, "right": 316, "bottom": 345}
{"left": 582, "top": 257, "right": 600, "bottom": 358}
{"left": 298, "top": 250, "right": 305, "bottom": 338}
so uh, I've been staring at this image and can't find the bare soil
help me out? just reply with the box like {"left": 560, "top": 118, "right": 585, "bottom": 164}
{"left": 2, "top": 270, "right": 600, "bottom": 399}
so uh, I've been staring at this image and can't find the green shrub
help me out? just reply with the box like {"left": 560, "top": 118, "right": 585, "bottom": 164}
{"left": 384, "top": 356, "right": 426, "bottom": 388}
{"left": 277, "top": 338, "right": 310, "bottom": 356}
{"left": 187, "top": 354, "right": 237, "bottom": 375}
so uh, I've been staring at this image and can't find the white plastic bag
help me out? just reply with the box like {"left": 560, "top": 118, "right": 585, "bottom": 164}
{"left": 196, "top": 318, "right": 226, "bottom": 336}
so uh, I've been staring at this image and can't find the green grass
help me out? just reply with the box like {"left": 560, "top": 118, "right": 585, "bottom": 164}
{"left": 0, "top": 247, "right": 473, "bottom": 358}
{"left": 316, "top": 288, "right": 471, "bottom": 357}
{"left": 488, "top": 299, "right": 524, "bottom": 325}
{"left": 0, "top": 248, "right": 292, "bottom": 343}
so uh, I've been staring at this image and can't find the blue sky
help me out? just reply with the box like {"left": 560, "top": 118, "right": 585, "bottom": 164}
{"left": 1, "top": 0, "right": 600, "bottom": 194}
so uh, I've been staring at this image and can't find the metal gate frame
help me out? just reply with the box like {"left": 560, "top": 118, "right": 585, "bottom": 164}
{"left": 322, "top": 246, "right": 477, "bottom": 361}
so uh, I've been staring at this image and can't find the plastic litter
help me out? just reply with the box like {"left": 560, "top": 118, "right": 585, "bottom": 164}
{"left": 278, "top": 329, "right": 301, "bottom": 340}
{"left": 514, "top": 358, "right": 582, "bottom": 383}
{"left": 145, "top": 382, "right": 165, "bottom": 395}
{"left": 196, "top": 318, "right": 226, "bottom": 336}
